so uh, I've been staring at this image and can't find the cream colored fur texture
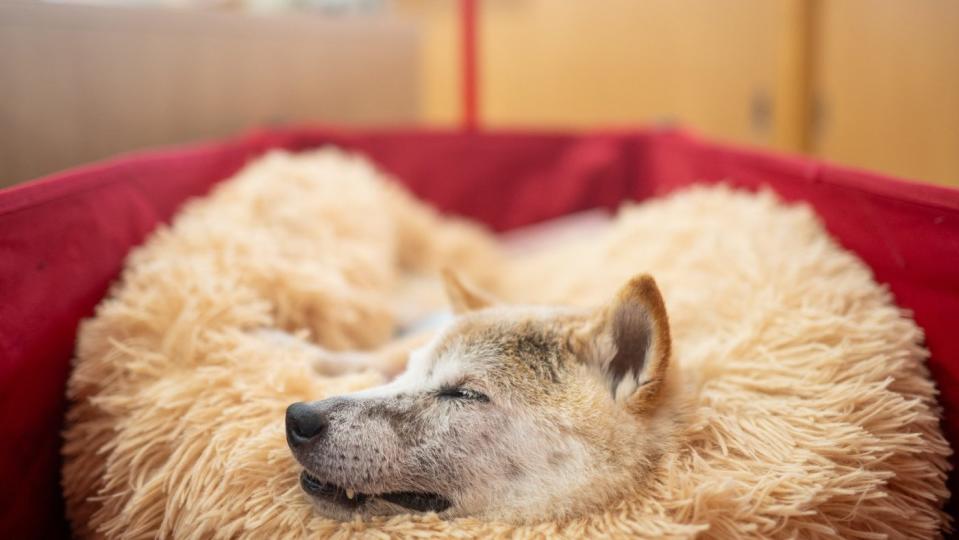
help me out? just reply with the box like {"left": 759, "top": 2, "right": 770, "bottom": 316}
{"left": 63, "top": 149, "right": 951, "bottom": 539}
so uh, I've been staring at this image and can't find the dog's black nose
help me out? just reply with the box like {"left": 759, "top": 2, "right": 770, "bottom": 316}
{"left": 286, "top": 402, "right": 329, "bottom": 447}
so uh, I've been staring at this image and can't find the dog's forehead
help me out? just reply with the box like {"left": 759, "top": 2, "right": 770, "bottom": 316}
{"left": 409, "top": 306, "right": 584, "bottom": 386}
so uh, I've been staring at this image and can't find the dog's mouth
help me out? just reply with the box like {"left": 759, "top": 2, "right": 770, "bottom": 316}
{"left": 300, "top": 471, "right": 452, "bottom": 513}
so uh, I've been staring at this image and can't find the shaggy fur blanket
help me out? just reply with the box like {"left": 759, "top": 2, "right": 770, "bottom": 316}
{"left": 63, "top": 149, "right": 951, "bottom": 539}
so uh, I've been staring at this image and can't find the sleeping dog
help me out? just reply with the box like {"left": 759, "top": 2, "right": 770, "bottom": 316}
{"left": 281, "top": 271, "right": 680, "bottom": 523}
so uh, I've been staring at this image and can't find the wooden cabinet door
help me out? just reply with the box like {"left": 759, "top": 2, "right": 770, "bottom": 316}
{"left": 480, "top": 0, "right": 803, "bottom": 150}
{"left": 811, "top": 1, "right": 959, "bottom": 186}
{"left": 397, "top": 0, "right": 806, "bottom": 150}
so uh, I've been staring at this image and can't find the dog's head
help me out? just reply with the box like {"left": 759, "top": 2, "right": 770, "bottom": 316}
{"left": 286, "top": 272, "right": 679, "bottom": 522}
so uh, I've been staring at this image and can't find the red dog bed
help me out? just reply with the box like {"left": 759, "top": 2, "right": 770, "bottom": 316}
{"left": 1, "top": 127, "right": 957, "bottom": 538}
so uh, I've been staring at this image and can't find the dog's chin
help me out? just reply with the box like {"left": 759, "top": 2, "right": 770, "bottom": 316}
{"left": 300, "top": 470, "right": 453, "bottom": 519}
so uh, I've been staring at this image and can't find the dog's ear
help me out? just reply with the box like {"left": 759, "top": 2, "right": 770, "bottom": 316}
{"left": 442, "top": 269, "right": 496, "bottom": 314}
{"left": 578, "top": 274, "right": 672, "bottom": 414}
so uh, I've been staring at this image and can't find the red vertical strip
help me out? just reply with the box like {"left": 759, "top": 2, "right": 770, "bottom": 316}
{"left": 460, "top": 0, "right": 479, "bottom": 130}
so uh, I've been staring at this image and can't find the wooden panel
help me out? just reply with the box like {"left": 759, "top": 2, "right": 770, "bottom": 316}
{"left": 812, "top": 1, "right": 959, "bottom": 186}
{"left": 393, "top": 0, "right": 807, "bottom": 150}
{"left": 393, "top": 0, "right": 460, "bottom": 125}
{"left": 479, "top": 0, "right": 805, "bottom": 150}
{"left": 0, "top": 2, "right": 420, "bottom": 186}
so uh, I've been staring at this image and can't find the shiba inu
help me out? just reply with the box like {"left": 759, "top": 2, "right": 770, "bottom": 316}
{"left": 282, "top": 271, "right": 680, "bottom": 523}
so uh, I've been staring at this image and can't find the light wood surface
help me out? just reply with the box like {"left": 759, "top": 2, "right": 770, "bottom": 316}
{"left": 397, "top": 0, "right": 808, "bottom": 151}
{"left": 480, "top": 0, "right": 801, "bottom": 150}
{"left": 397, "top": 0, "right": 959, "bottom": 186}
{"left": 6, "top": 1, "right": 958, "bottom": 187}
{"left": 0, "top": 2, "right": 420, "bottom": 186}
{"left": 811, "top": 0, "right": 959, "bottom": 185}
{"left": 394, "top": 0, "right": 460, "bottom": 126}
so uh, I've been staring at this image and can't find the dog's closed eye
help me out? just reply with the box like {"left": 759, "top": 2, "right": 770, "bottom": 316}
{"left": 437, "top": 386, "right": 489, "bottom": 402}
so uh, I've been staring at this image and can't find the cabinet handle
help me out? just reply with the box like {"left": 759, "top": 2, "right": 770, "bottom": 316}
{"left": 810, "top": 94, "right": 829, "bottom": 147}
{"left": 750, "top": 90, "right": 772, "bottom": 136}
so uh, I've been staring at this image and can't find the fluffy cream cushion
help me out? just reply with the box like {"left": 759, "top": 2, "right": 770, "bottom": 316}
{"left": 63, "top": 149, "right": 950, "bottom": 539}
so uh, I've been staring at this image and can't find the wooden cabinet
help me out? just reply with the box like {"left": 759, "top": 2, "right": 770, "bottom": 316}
{"left": 399, "top": 0, "right": 806, "bottom": 150}
{"left": 810, "top": 1, "right": 959, "bottom": 186}
{"left": 398, "top": 0, "right": 959, "bottom": 186}
{"left": 5, "top": 1, "right": 955, "bottom": 186}
{"left": 479, "top": 0, "right": 797, "bottom": 151}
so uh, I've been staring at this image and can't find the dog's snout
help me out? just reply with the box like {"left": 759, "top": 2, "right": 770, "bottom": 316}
{"left": 286, "top": 402, "right": 329, "bottom": 447}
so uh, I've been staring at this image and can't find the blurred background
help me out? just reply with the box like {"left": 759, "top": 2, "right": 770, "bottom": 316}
{"left": 2, "top": 0, "right": 957, "bottom": 188}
